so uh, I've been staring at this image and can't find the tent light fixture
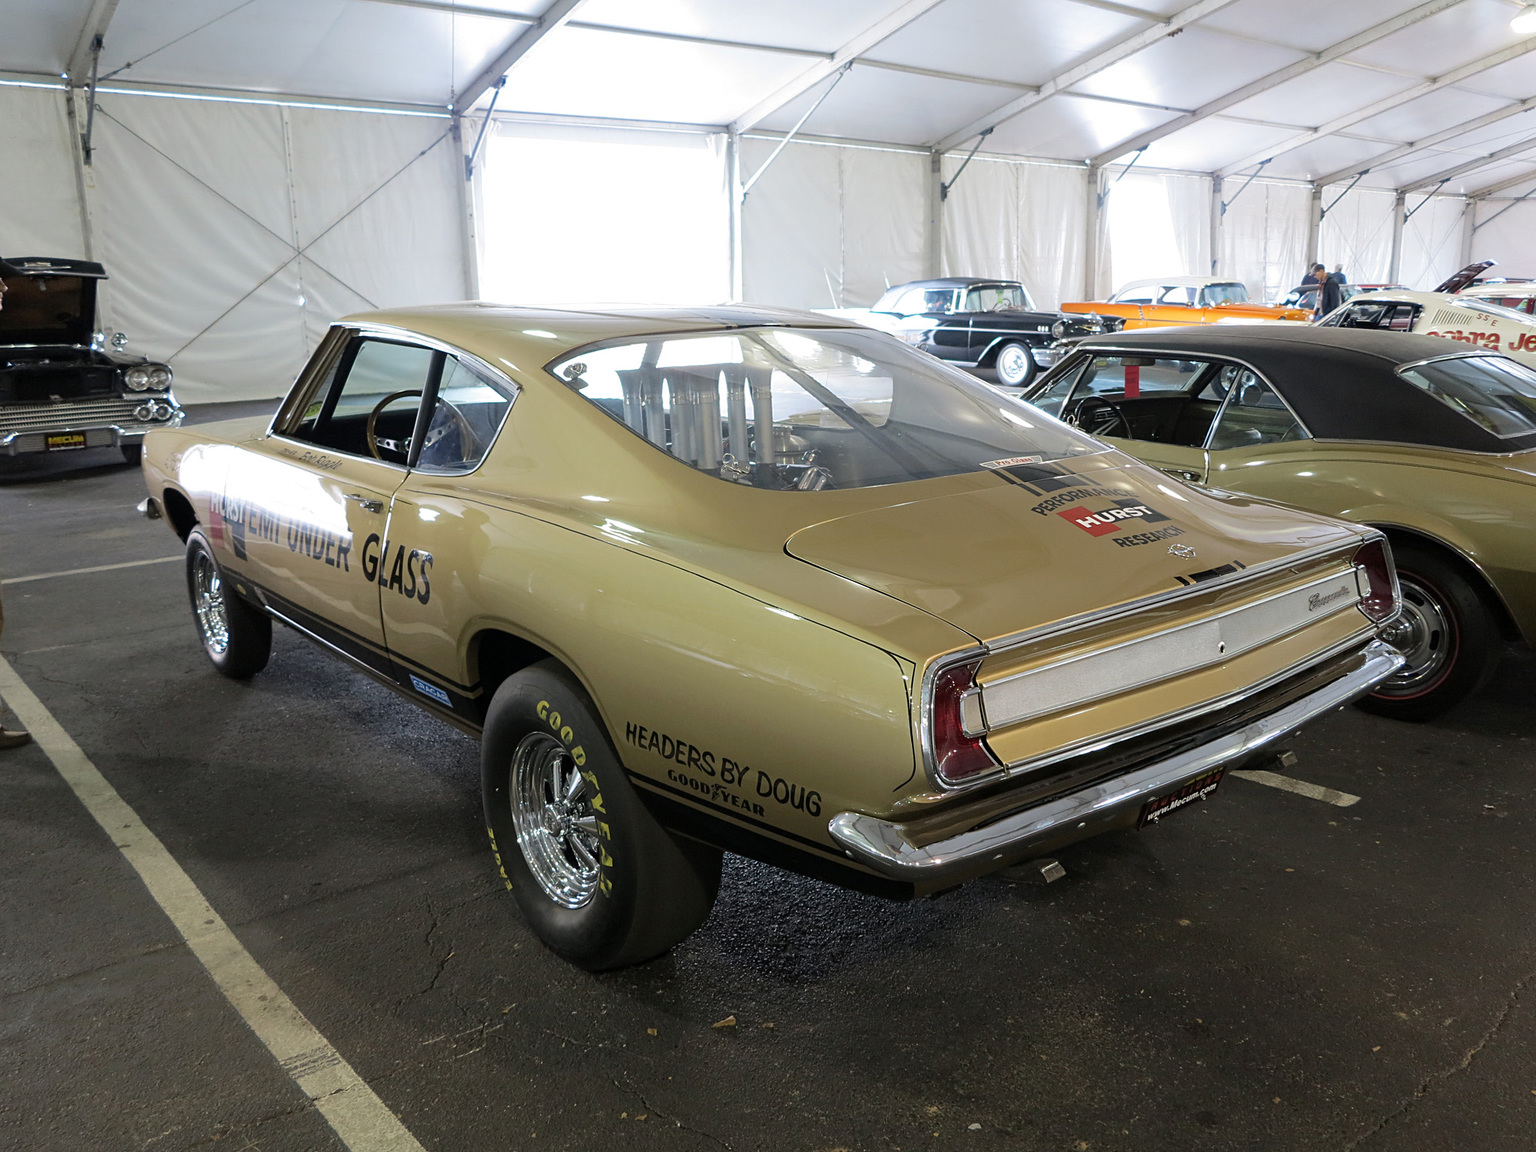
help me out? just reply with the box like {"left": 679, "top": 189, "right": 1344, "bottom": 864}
{"left": 1513, "top": 3, "right": 1536, "bottom": 33}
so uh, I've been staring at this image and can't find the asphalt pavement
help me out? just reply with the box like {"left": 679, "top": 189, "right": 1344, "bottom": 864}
{"left": 2, "top": 408, "right": 1534, "bottom": 1152}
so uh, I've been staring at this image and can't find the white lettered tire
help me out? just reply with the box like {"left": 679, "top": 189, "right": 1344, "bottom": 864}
{"left": 480, "top": 660, "right": 722, "bottom": 969}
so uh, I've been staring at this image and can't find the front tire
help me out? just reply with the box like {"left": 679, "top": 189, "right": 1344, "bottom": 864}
{"left": 1357, "top": 544, "right": 1499, "bottom": 721}
{"left": 185, "top": 530, "right": 271, "bottom": 678}
{"left": 481, "top": 660, "right": 722, "bottom": 970}
{"left": 993, "top": 341, "right": 1037, "bottom": 388}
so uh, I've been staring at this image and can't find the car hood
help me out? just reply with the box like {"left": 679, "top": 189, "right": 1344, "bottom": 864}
{"left": 784, "top": 455, "right": 1365, "bottom": 643}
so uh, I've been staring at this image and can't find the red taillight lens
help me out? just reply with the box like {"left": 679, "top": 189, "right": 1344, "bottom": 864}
{"left": 1354, "top": 538, "right": 1400, "bottom": 623}
{"left": 931, "top": 660, "right": 1000, "bottom": 786}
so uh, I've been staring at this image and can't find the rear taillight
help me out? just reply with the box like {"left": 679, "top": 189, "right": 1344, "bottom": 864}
{"left": 931, "top": 659, "right": 1000, "bottom": 786}
{"left": 1354, "top": 538, "right": 1400, "bottom": 623}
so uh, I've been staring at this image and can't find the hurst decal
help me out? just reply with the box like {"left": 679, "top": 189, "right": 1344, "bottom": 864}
{"left": 625, "top": 721, "right": 821, "bottom": 818}
{"left": 1029, "top": 485, "right": 1123, "bottom": 516}
{"left": 360, "top": 534, "right": 432, "bottom": 604}
{"left": 1057, "top": 498, "right": 1185, "bottom": 547}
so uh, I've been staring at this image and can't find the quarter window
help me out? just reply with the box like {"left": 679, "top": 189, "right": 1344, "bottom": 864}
{"left": 1207, "top": 377, "right": 1307, "bottom": 450}
{"left": 1398, "top": 355, "right": 1536, "bottom": 438}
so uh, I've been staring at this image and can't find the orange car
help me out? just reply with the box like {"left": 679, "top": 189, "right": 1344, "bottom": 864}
{"left": 1061, "top": 278, "right": 1310, "bottom": 329}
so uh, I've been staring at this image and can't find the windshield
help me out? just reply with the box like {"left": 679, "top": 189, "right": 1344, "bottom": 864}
{"left": 1202, "top": 283, "right": 1249, "bottom": 305}
{"left": 1449, "top": 298, "right": 1534, "bottom": 323}
{"left": 964, "top": 284, "right": 1034, "bottom": 312}
{"left": 1398, "top": 355, "right": 1536, "bottom": 439}
{"left": 550, "top": 327, "right": 1102, "bottom": 491}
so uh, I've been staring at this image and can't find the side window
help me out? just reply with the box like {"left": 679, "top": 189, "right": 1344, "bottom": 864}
{"left": 1385, "top": 303, "right": 1419, "bottom": 331}
{"left": 288, "top": 337, "right": 435, "bottom": 460}
{"left": 414, "top": 356, "right": 515, "bottom": 473}
{"left": 1156, "top": 286, "right": 1196, "bottom": 306}
{"left": 1207, "top": 377, "right": 1307, "bottom": 450}
{"left": 1115, "top": 288, "right": 1155, "bottom": 304}
{"left": 1028, "top": 356, "right": 1090, "bottom": 417}
{"left": 1078, "top": 355, "right": 1210, "bottom": 399}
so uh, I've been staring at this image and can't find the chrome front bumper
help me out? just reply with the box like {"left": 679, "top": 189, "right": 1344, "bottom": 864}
{"left": 0, "top": 417, "right": 182, "bottom": 456}
{"left": 828, "top": 639, "right": 1404, "bottom": 883}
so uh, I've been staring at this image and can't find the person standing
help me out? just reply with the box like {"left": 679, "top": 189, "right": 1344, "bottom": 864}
{"left": 1332, "top": 263, "right": 1348, "bottom": 285}
{"left": 0, "top": 258, "right": 33, "bottom": 749}
{"left": 1311, "top": 263, "right": 1342, "bottom": 320}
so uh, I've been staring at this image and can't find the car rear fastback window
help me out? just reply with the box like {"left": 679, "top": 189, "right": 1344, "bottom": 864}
{"left": 550, "top": 327, "right": 1102, "bottom": 491}
{"left": 1398, "top": 355, "right": 1536, "bottom": 439}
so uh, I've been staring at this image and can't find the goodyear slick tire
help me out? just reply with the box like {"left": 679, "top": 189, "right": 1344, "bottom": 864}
{"left": 1357, "top": 544, "right": 1499, "bottom": 722}
{"left": 481, "top": 660, "right": 722, "bottom": 970}
{"left": 185, "top": 529, "right": 271, "bottom": 679}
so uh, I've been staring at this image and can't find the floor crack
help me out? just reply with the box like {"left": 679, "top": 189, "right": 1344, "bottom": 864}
{"left": 1345, "top": 965, "right": 1536, "bottom": 1149}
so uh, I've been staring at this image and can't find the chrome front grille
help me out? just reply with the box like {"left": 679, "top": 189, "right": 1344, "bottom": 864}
{"left": 0, "top": 397, "right": 158, "bottom": 434}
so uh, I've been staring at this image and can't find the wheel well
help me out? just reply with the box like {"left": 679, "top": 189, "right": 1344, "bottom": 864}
{"left": 162, "top": 488, "right": 197, "bottom": 542}
{"left": 470, "top": 629, "right": 553, "bottom": 720}
{"left": 977, "top": 338, "right": 1023, "bottom": 369}
{"left": 1374, "top": 526, "right": 1521, "bottom": 643}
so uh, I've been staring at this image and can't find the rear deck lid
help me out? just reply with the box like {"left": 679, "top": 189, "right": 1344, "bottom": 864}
{"left": 784, "top": 456, "right": 1359, "bottom": 643}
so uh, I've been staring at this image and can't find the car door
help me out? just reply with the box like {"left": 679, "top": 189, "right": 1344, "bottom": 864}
{"left": 221, "top": 330, "right": 437, "bottom": 677}
{"left": 379, "top": 350, "right": 519, "bottom": 719}
{"left": 1202, "top": 373, "right": 1311, "bottom": 491}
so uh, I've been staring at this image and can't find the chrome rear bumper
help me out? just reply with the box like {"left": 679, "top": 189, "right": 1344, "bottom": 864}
{"left": 828, "top": 640, "right": 1403, "bottom": 883}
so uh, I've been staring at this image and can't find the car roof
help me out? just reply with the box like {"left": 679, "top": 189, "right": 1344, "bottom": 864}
{"left": 338, "top": 301, "right": 867, "bottom": 373}
{"left": 1462, "top": 282, "right": 1536, "bottom": 296}
{"left": 1114, "top": 277, "right": 1244, "bottom": 291}
{"left": 1060, "top": 324, "right": 1530, "bottom": 453}
{"left": 888, "top": 278, "right": 1019, "bottom": 290}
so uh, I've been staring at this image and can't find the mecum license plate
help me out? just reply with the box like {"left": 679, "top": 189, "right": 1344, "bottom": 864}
{"left": 45, "top": 433, "right": 87, "bottom": 451}
{"left": 1138, "top": 769, "right": 1224, "bottom": 828}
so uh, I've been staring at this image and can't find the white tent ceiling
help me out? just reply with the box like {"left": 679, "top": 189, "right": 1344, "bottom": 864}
{"left": 5, "top": 0, "right": 1536, "bottom": 201}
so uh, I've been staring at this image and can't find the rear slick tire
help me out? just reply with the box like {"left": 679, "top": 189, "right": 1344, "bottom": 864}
{"left": 185, "top": 530, "right": 271, "bottom": 679}
{"left": 481, "top": 659, "right": 722, "bottom": 970}
{"left": 1357, "top": 544, "right": 1499, "bottom": 722}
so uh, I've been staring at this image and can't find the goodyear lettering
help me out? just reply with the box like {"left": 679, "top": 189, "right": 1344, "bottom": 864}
{"left": 533, "top": 700, "right": 604, "bottom": 895}
{"left": 629, "top": 721, "right": 815, "bottom": 816}
{"left": 361, "top": 534, "right": 432, "bottom": 604}
{"left": 486, "top": 826, "right": 512, "bottom": 890}
{"left": 665, "top": 767, "right": 766, "bottom": 817}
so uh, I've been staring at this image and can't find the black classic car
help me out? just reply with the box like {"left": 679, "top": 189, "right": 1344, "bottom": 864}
{"left": 0, "top": 257, "right": 182, "bottom": 463}
{"left": 859, "top": 277, "right": 1121, "bottom": 387}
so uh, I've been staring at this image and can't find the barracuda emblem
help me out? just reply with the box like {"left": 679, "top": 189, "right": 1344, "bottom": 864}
{"left": 1168, "top": 543, "right": 1196, "bottom": 559}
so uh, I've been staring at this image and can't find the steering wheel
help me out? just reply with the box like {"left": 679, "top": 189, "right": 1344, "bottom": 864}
{"left": 1070, "top": 394, "right": 1131, "bottom": 438}
{"left": 365, "top": 390, "right": 474, "bottom": 464}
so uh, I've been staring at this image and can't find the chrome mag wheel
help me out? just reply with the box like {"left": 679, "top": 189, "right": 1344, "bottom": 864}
{"left": 1379, "top": 573, "right": 1455, "bottom": 695}
{"left": 509, "top": 733, "right": 601, "bottom": 909}
{"left": 191, "top": 551, "right": 231, "bottom": 654}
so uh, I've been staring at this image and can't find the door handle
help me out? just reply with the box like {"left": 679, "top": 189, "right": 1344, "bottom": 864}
{"left": 344, "top": 493, "right": 384, "bottom": 513}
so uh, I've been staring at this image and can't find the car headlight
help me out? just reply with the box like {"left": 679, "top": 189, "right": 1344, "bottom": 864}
{"left": 148, "top": 365, "right": 172, "bottom": 390}
{"left": 124, "top": 365, "right": 152, "bottom": 391}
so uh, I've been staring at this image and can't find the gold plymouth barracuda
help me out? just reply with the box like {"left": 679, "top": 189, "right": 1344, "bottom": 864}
{"left": 1023, "top": 324, "right": 1536, "bottom": 720}
{"left": 141, "top": 304, "right": 1402, "bottom": 969}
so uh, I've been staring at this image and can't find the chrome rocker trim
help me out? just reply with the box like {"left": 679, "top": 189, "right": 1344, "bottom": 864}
{"left": 828, "top": 639, "right": 1404, "bottom": 883}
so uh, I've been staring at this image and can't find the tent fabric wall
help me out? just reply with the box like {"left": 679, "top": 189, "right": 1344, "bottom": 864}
{"left": 1219, "top": 179, "right": 1311, "bottom": 303}
{"left": 1469, "top": 199, "right": 1536, "bottom": 280}
{"left": 741, "top": 138, "right": 925, "bottom": 309}
{"left": 1102, "top": 170, "right": 1212, "bottom": 298}
{"left": 1399, "top": 195, "right": 1469, "bottom": 291}
{"left": 0, "top": 84, "right": 86, "bottom": 257}
{"left": 942, "top": 156, "right": 1086, "bottom": 310}
{"left": 1319, "top": 184, "right": 1397, "bottom": 285}
{"left": 90, "top": 93, "right": 465, "bottom": 402}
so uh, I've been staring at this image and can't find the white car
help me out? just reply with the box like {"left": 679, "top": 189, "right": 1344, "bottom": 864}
{"left": 1318, "top": 286, "right": 1536, "bottom": 367}
{"left": 1457, "top": 280, "right": 1536, "bottom": 317}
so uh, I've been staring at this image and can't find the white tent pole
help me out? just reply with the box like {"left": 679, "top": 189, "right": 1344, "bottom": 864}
{"left": 63, "top": 88, "right": 95, "bottom": 260}
{"left": 727, "top": 129, "right": 743, "bottom": 301}
{"left": 1084, "top": 165, "right": 1103, "bottom": 299}
{"left": 452, "top": 114, "right": 481, "bottom": 300}
{"left": 1209, "top": 175, "right": 1223, "bottom": 278}
{"left": 1388, "top": 193, "right": 1406, "bottom": 285}
{"left": 1306, "top": 184, "right": 1323, "bottom": 269}
{"left": 926, "top": 150, "right": 944, "bottom": 278}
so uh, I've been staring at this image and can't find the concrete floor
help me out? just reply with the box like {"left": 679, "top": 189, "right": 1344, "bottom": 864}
{"left": 3, "top": 407, "right": 1535, "bottom": 1152}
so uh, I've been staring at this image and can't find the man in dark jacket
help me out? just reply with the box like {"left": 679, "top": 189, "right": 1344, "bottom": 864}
{"left": 1310, "top": 263, "right": 1342, "bottom": 319}
{"left": 0, "top": 258, "right": 33, "bottom": 749}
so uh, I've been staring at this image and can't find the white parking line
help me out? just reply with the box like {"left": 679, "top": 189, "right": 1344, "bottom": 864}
{"left": 0, "top": 655, "right": 427, "bottom": 1152}
{"left": 1230, "top": 768, "right": 1361, "bottom": 808}
{"left": 1, "top": 556, "right": 180, "bottom": 585}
